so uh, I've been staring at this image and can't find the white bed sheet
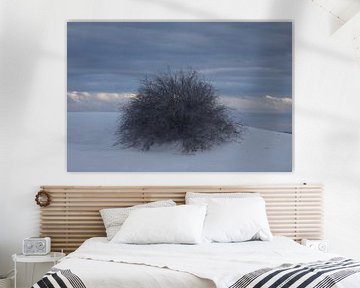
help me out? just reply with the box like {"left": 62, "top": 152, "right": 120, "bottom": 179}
{"left": 54, "top": 236, "right": 360, "bottom": 288}
{"left": 56, "top": 237, "right": 214, "bottom": 288}
{"left": 56, "top": 258, "right": 214, "bottom": 288}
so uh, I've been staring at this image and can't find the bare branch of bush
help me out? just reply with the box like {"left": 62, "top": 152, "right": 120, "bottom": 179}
{"left": 114, "top": 69, "right": 243, "bottom": 153}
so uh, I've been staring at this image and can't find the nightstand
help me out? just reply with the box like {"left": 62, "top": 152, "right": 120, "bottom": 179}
{"left": 301, "top": 239, "right": 328, "bottom": 252}
{"left": 12, "top": 252, "right": 65, "bottom": 288}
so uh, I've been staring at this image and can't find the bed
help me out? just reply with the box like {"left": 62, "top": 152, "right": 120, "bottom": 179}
{"left": 33, "top": 185, "right": 360, "bottom": 288}
{"left": 33, "top": 236, "right": 360, "bottom": 288}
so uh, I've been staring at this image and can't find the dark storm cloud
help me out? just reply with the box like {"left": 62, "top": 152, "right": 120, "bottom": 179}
{"left": 67, "top": 22, "right": 292, "bottom": 97}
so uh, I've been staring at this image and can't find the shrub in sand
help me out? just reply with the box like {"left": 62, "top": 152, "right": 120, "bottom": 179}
{"left": 114, "top": 69, "right": 242, "bottom": 153}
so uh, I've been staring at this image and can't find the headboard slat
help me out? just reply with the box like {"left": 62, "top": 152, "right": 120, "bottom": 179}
{"left": 40, "top": 184, "right": 323, "bottom": 253}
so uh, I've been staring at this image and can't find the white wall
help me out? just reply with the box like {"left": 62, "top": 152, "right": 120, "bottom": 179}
{"left": 1, "top": 0, "right": 360, "bottom": 286}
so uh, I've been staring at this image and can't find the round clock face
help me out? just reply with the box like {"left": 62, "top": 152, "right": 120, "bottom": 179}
{"left": 36, "top": 241, "right": 45, "bottom": 250}
{"left": 318, "top": 242, "right": 327, "bottom": 252}
{"left": 26, "top": 243, "right": 33, "bottom": 249}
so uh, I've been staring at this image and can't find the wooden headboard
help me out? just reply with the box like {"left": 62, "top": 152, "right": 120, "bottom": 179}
{"left": 39, "top": 184, "right": 323, "bottom": 253}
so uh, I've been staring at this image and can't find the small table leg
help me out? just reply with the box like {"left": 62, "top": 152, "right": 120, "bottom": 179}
{"left": 31, "top": 263, "right": 36, "bottom": 286}
{"left": 14, "top": 259, "right": 17, "bottom": 288}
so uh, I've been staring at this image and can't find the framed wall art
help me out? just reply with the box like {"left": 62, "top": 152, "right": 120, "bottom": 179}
{"left": 67, "top": 21, "right": 292, "bottom": 172}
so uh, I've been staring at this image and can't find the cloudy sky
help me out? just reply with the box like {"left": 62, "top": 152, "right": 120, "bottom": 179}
{"left": 67, "top": 22, "right": 292, "bottom": 132}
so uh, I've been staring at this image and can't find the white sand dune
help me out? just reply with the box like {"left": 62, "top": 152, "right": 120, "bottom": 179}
{"left": 67, "top": 112, "right": 292, "bottom": 172}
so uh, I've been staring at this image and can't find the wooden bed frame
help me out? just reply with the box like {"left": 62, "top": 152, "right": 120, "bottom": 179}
{"left": 39, "top": 184, "right": 323, "bottom": 253}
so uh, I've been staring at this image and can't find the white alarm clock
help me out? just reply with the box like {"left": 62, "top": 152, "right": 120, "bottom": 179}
{"left": 23, "top": 237, "right": 51, "bottom": 255}
{"left": 301, "top": 239, "right": 328, "bottom": 252}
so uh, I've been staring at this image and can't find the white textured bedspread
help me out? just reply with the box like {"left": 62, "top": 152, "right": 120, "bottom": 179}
{"left": 54, "top": 237, "right": 360, "bottom": 288}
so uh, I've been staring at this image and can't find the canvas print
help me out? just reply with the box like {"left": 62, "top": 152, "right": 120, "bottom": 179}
{"left": 67, "top": 22, "right": 292, "bottom": 172}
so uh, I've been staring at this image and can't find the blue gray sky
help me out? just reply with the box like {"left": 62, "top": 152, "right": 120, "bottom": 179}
{"left": 67, "top": 22, "right": 292, "bottom": 132}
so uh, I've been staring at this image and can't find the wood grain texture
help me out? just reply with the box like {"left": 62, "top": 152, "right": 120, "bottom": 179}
{"left": 39, "top": 184, "right": 323, "bottom": 253}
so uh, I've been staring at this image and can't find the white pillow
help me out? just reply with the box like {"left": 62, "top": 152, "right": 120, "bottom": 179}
{"left": 186, "top": 192, "right": 259, "bottom": 204}
{"left": 202, "top": 197, "right": 272, "bottom": 243}
{"left": 111, "top": 205, "right": 207, "bottom": 244}
{"left": 100, "top": 200, "right": 176, "bottom": 240}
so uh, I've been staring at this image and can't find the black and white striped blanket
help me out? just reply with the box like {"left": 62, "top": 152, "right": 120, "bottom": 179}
{"left": 32, "top": 258, "right": 360, "bottom": 288}
{"left": 32, "top": 268, "right": 86, "bottom": 288}
{"left": 230, "top": 258, "right": 360, "bottom": 288}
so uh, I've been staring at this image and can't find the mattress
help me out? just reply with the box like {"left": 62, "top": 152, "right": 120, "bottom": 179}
{"left": 37, "top": 237, "right": 360, "bottom": 288}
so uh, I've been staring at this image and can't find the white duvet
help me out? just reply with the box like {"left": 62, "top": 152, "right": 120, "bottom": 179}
{"left": 54, "top": 237, "right": 360, "bottom": 288}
